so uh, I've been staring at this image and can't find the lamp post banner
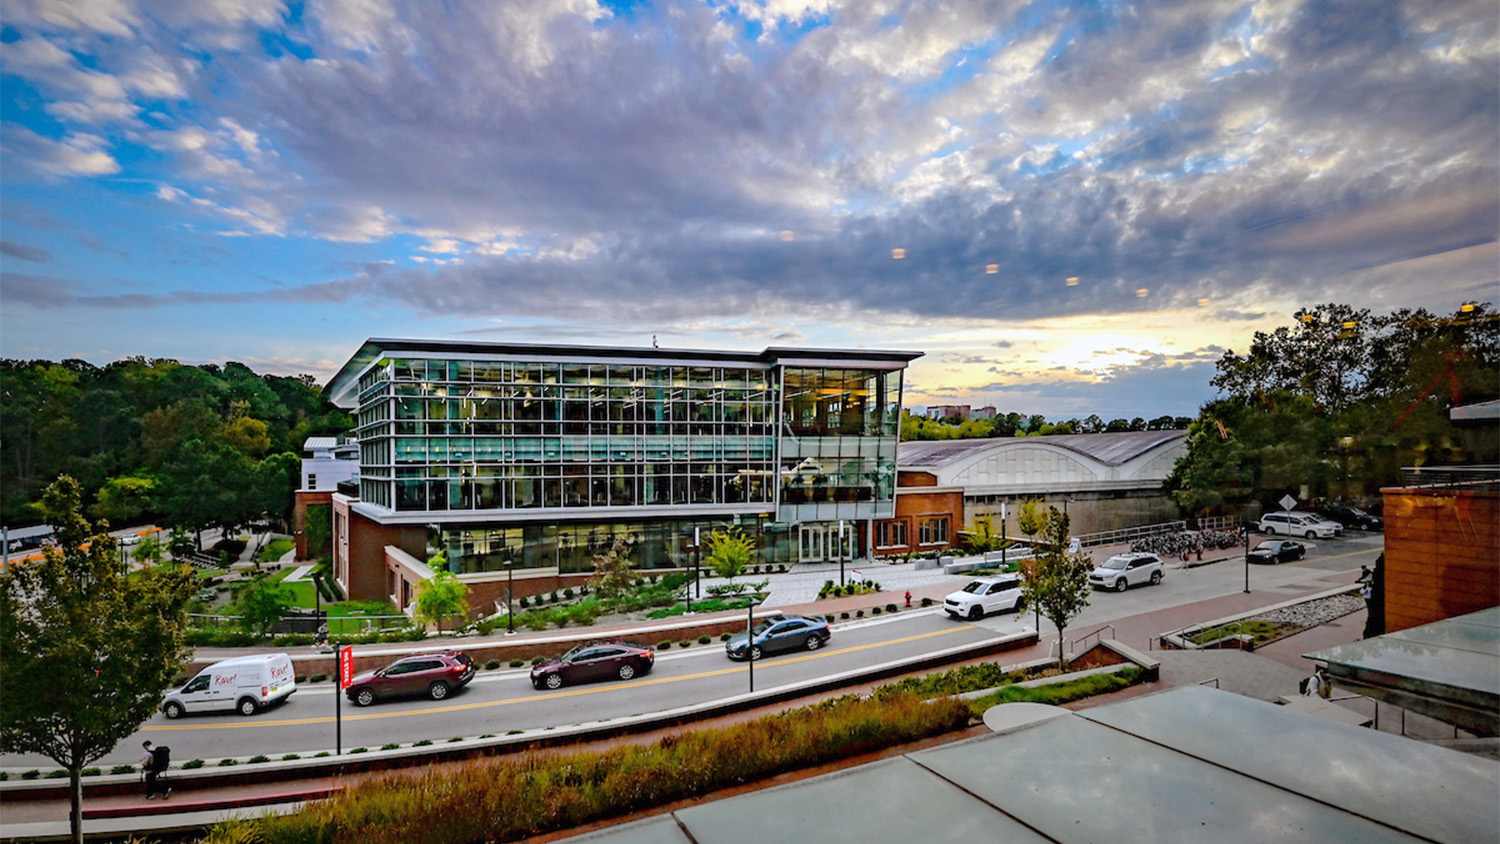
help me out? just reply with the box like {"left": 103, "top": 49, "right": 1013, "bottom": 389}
{"left": 339, "top": 647, "right": 354, "bottom": 689}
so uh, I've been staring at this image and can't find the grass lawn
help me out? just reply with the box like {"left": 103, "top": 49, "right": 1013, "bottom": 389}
{"left": 253, "top": 537, "right": 296, "bottom": 563}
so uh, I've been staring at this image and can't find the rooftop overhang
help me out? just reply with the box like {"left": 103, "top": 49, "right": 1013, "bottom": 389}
{"left": 324, "top": 338, "right": 922, "bottom": 409}
{"left": 1306, "top": 606, "right": 1500, "bottom": 737}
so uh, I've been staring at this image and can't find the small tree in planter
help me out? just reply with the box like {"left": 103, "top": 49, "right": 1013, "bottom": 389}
{"left": 704, "top": 527, "right": 756, "bottom": 594}
{"left": 1017, "top": 507, "right": 1092, "bottom": 668}
{"left": 414, "top": 568, "right": 470, "bottom": 632}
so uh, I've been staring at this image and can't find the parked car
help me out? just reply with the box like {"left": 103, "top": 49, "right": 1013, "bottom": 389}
{"left": 162, "top": 653, "right": 296, "bottom": 718}
{"left": 944, "top": 575, "right": 1024, "bottom": 620}
{"left": 1088, "top": 553, "right": 1164, "bottom": 592}
{"left": 1258, "top": 511, "right": 1342, "bottom": 539}
{"left": 725, "top": 614, "right": 831, "bottom": 661}
{"left": 346, "top": 650, "right": 476, "bottom": 706}
{"left": 1312, "top": 504, "right": 1383, "bottom": 531}
{"left": 531, "top": 641, "right": 654, "bottom": 690}
{"left": 1247, "top": 539, "right": 1306, "bottom": 564}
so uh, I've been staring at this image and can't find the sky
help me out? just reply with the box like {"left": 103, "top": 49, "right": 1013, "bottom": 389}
{"left": 1, "top": 0, "right": 1496, "bottom": 420}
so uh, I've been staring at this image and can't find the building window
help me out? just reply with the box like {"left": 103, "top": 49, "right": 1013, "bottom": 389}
{"left": 307, "top": 473, "right": 317, "bottom": 490}
{"left": 919, "top": 517, "right": 949, "bottom": 546}
{"left": 876, "top": 520, "right": 908, "bottom": 548}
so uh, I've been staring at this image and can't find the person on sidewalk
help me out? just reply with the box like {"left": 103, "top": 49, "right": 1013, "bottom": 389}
{"left": 140, "top": 741, "right": 170, "bottom": 799}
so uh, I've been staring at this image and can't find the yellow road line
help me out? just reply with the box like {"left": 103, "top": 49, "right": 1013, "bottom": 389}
{"left": 146, "top": 625, "right": 973, "bottom": 731}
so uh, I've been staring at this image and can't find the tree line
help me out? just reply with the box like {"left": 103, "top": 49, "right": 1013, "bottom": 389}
{"left": 1167, "top": 302, "right": 1498, "bottom": 514}
{"left": 902, "top": 410, "right": 1193, "bottom": 441}
{"left": 0, "top": 356, "right": 353, "bottom": 540}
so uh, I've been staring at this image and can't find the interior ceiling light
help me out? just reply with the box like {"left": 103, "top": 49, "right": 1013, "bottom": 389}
{"left": 891, "top": 248, "right": 906, "bottom": 259}
{"left": 779, "top": 230, "right": 795, "bottom": 242}
{"left": 1197, "top": 298, "right": 1210, "bottom": 308}
{"left": 985, "top": 264, "right": 1000, "bottom": 274}
{"left": 1065, "top": 276, "right": 1080, "bottom": 286}
{"left": 1136, "top": 288, "right": 1149, "bottom": 298}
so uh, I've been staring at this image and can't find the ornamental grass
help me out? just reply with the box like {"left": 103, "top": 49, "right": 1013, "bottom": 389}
{"left": 199, "top": 692, "right": 970, "bottom": 844}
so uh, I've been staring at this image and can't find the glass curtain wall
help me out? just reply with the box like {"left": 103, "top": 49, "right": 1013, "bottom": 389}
{"left": 355, "top": 358, "right": 777, "bottom": 514}
{"left": 778, "top": 367, "right": 902, "bottom": 522}
{"left": 442, "top": 515, "right": 787, "bottom": 574}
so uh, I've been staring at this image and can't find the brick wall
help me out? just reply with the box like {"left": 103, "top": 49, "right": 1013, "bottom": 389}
{"left": 1381, "top": 487, "right": 1499, "bottom": 632}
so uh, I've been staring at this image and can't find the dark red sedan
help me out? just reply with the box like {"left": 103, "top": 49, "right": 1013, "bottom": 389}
{"left": 530, "top": 641, "right": 654, "bottom": 690}
{"left": 345, "top": 650, "right": 476, "bottom": 706}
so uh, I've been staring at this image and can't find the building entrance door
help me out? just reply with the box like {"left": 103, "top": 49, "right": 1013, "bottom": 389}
{"left": 798, "top": 523, "right": 854, "bottom": 563}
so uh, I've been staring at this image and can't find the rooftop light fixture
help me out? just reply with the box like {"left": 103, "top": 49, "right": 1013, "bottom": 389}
{"left": 891, "top": 248, "right": 906, "bottom": 259}
{"left": 1461, "top": 302, "right": 1476, "bottom": 312}
{"left": 1065, "top": 276, "right": 1080, "bottom": 286}
{"left": 780, "top": 230, "right": 795, "bottom": 242}
{"left": 1197, "top": 298, "right": 1210, "bottom": 307}
{"left": 1136, "top": 288, "right": 1149, "bottom": 298}
{"left": 985, "top": 264, "right": 999, "bottom": 274}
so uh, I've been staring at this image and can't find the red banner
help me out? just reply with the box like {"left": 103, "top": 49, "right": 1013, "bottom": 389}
{"left": 338, "top": 647, "right": 354, "bottom": 689}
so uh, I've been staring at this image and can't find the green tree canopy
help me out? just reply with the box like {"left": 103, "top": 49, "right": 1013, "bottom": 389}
{"left": 1016, "top": 507, "right": 1093, "bottom": 667}
{"left": 414, "top": 569, "right": 471, "bottom": 631}
{"left": 235, "top": 577, "right": 292, "bottom": 637}
{"left": 704, "top": 527, "right": 755, "bottom": 583}
{"left": 0, "top": 476, "right": 194, "bottom": 844}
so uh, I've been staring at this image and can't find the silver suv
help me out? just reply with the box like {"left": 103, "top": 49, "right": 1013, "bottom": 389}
{"left": 1089, "top": 554, "right": 1164, "bottom": 592}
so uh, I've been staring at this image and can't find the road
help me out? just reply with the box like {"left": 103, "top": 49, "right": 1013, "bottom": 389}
{"left": 0, "top": 531, "right": 1382, "bottom": 770}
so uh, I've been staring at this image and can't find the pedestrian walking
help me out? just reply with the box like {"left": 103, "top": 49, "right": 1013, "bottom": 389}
{"left": 140, "top": 741, "right": 170, "bottom": 799}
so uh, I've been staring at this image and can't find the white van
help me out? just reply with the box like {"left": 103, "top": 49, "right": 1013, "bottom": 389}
{"left": 162, "top": 653, "right": 296, "bottom": 718}
{"left": 1259, "top": 511, "right": 1342, "bottom": 539}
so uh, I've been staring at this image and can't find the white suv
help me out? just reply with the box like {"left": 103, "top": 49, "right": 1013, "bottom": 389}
{"left": 1089, "top": 554, "right": 1164, "bottom": 592}
{"left": 1259, "top": 511, "right": 1342, "bottom": 539}
{"left": 944, "top": 575, "right": 1023, "bottom": 620}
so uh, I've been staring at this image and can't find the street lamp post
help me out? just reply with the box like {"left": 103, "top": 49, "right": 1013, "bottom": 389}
{"left": 838, "top": 520, "right": 846, "bottom": 587}
{"left": 1242, "top": 525, "right": 1251, "bottom": 593}
{"left": 507, "top": 554, "right": 516, "bottom": 635}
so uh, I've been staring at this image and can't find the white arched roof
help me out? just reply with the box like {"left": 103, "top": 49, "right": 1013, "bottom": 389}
{"left": 898, "top": 431, "right": 1187, "bottom": 495}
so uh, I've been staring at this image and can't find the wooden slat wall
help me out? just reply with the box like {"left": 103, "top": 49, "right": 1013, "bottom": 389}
{"left": 1382, "top": 489, "right": 1500, "bottom": 632}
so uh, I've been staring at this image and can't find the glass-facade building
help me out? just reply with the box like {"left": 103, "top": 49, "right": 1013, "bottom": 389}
{"left": 324, "top": 340, "right": 920, "bottom": 577}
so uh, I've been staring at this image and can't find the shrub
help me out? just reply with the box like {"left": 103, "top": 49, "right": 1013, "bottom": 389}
{"left": 109, "top": 764, "right": 134, "bottom": 775}
{"left": 921, "top": 596, "right": 934, "bottom": 607}
{"left": 413, "top": 740, "right": 432, "bottom": 747}
{"left": 448, "top": 737, "right": 464, "bottom": 743}
{"left": 509, "top": 659, "right": 525, "bottom": 668}
{"left": 531, "top": 656, "right": 545, "bottom": 666}
{"left": 81, "top": 767, "right": 101, "bottom": 777}
{"left": 886, "top": 603, "right": 898, "bottom": 613}
{"left": 46, "top": 770, "right": 68, "bottom": 778}
{"left": 380, "top": 743, "right": 400, "bottom": 751}
{"left": 658, "top": 640, "right": 672, "bottom": 650}
{"left": 678, "top": 640, "right": 690, "bottom": 648}
{"left": 349, "top": 747, "right": 368, "bottom": 754}
{"left": 313, "top": 752, "right": 331, "bottom": 758}
{"left": 225, "top": 693, "right": 971, "bottom": 844}
{"left": 871, "top": 606, "right": 882, "bottom": 615}
{"left": 506, "top": 729, "right": 523, "bottom": 735}
{"left": 0, "top": 772, "right": 7, "bottom": 781}
{"left": 282, "top": 754, "right": 301, "bottom": 761}
{"left": 720, "top": 632, "right": 732, "bottom": 641}
{"left": 479, "top": 734, "right": 495, "bottom": 739}
{"left": 218, "top": 758, "right": 239, "bottom": 767}
{"left": 485, "top": 659, "right": 501, "bottom": 671}
{"left": 856, "top": 610, "right": 865, "bottom": 618}
{"left": 310, "top": 673, "right": 328, "bottom": 683}
{"left": 825, "top": 614, "right": 835, "bottom": 623}
{"left": 248, "top": 755, "right": 270, "bottom": 764}
{"left": 840, "top": 612, "right": 850, "bottom": 619}
{"left": 698, "top": 635, "right": 711, "bottom": 645}
{"left": 20, "top": 770, "right": 40, "bottom": 780}
{"left": 563, "top": 587, "right": 574, "bottom": 599}
{"left": 518, "top": 596, "right": 530, "bottom": 608}
{"left": 183, "top": 759, "right": 206, "bottom": 769}
{"left": 294, "top": 675, "right": 308, "bottom": 684}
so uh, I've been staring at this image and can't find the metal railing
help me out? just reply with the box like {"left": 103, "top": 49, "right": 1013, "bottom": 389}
{"left": 1075, "top": 521, "right": 1186, "bottom": 549}
{"left": 1071, "top": 624, "right": 1115, "bottom": 653}
{"left": 1399, "top": 465, "right": 1500, "bottom": 489}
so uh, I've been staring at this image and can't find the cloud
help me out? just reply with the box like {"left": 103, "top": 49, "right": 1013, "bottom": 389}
{"left": 0, "top": 240, "right": 53, "bottom": 262}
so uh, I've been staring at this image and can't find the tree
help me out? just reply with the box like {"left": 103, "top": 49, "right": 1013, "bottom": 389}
{"left": 1016, "top": 507, "right": 1093, "bottom": 668}
{"left": 91, "top": 475, "right": 155, "bottom": 524}
{"left": 133, "top": 532, "right": 165, "bottom": 568}
{"left": 235, "top": 577, "right": 292, "bottom": 637}
{"left": 0, "top": 476, "right": 194, "bottom": 844}
{"left": 589, "top": 537, "right": 636, "bottom": 604}
{"left": 704, "top": 527, "right": 755, "bottom": 586}
{"left": 414, "top": 569, "right": 471, "bottom": 631}
{"left": 1017, "top": 499, "right": 1047, "bottom": 540}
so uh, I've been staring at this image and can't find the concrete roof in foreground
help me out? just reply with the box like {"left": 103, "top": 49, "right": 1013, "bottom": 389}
{"left": 559, "top": 685, "right": 1498, "bottom": 844}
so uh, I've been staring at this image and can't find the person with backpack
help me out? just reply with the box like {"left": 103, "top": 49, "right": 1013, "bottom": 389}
{"left": 140, "top": 741, "right": 170, "bottom": 799}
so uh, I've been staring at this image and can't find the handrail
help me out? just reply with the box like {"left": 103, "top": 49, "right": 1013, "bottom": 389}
{"left": 1070, "top": 624, "right": 1115, "bottom": 652}
{"left": 1198, "top": 678, "right": 1220, "bottom": 688}
{"left": 1074, "top": 521, "right": 1186, "bottom": 549}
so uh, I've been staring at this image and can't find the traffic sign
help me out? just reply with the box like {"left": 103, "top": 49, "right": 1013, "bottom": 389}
{"left": 1279, "top": 494, "right": 1298, "bottom": 511}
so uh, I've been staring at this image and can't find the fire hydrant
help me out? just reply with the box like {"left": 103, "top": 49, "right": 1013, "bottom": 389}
{"left": 904, "top": 590, "right": 912, "bottom": 608}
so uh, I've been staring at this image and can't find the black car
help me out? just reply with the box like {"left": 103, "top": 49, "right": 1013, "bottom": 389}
{"left": 530, "top": 641, "right": 654, "bottom": 690}
{"left": 725, "top": 614, "right": 831, "bottom": 661}
{"left": 1247, "top": 539, "right": 1306, "bottom": 564}
{"left": 1312, "top": 505, "right": 1383, "bottom": 531}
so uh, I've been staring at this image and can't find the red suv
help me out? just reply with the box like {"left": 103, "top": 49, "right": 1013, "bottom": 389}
{"left": 345, "top": 650, "right": 476, "bottom": 706}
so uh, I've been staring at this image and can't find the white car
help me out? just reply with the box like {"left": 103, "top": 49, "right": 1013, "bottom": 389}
{"left": 944, "top": 575, "right": 1024, "bottom": 620}
{"left": 1259, "top": 511, "right": 1342, "bottom": 539}
{"left": 1089, "top": 553, "right": 1164, "bottom": 592}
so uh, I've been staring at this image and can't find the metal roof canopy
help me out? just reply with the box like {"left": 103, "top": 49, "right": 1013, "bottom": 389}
{"left": 559, "top": 685, "right": 1498, "bottom": 844}
{"left": 324, "top": 338, "right": 923, "bottom": 408}
{"left": 1307, "top": 606, "right": 1500, "bottom": 737}
{"left": 898, "top": 429, "right": 1186, "bottom": 469}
